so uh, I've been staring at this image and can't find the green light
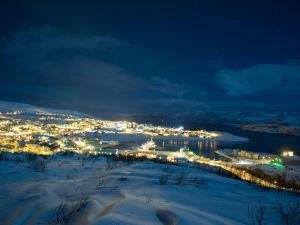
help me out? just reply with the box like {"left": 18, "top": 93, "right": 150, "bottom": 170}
{"left": 269, "top": 162, "right": 285, "bottom": 169}
{"left": 273, "top": 158, "right": 283, "bottom": 164}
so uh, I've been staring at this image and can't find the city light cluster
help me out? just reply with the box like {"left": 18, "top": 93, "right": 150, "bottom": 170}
{"left": 0, "top": 111, "right": 218, "bottom": 155}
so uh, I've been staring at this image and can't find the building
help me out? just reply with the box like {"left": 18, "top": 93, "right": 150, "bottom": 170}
{"left": 237, "top": 150, "right": 275, "bottom": 160}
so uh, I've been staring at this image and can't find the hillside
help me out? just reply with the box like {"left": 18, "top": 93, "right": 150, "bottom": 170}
{"left": 0, "top": 100, "right": 87, "bottom": 117}
{"left": 0, "top": 154, "right": 299, "bottom": 225}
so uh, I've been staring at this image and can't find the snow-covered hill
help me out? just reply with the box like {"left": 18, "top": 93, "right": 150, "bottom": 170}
{"left": 0, "top": 154, "right": 299, "bottom": 225}
{"left": 0, "top": 100, "right": 87, "bottom": 117}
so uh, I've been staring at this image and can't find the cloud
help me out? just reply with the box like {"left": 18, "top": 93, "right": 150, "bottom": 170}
{"left": 0, "top": 26, "right": 150, "bottom": 115}
{"left": 0, "top": 26, "right": 201, "bottom": 114}
{"left": 216, "top": 63, "right": 300, "bottom": 96}
{"left": 3, "top": 26, "right": 129, "bottom": 55}
{"left": 147, "top": 77, "right": 206, "bottom": 98}
{"left": 147, "top": 77, "right": 191, "bottom": 97}
{"left": 140, "top": 98, "right": 208, "bottom": 112}
{"left": 1, "top": 26, "right": 199, "bottom": 97}
{"left": 1, "top": 26, "right": 134, "bottom": 88}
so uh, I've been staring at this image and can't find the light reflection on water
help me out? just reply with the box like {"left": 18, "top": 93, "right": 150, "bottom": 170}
{"left": 159, "top": 139, "right": 218, "bottom": 155}
{"left": 119, "top": 139, "right": 220, "bottom": 158}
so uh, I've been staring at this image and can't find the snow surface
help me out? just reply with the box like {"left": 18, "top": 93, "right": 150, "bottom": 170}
{"left": 0, "top": 155, "right": 298, "bottom": 225}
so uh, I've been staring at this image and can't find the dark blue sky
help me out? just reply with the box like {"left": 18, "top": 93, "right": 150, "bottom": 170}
{"left": 1, "top": 1, "right": 300, "bottom": 115}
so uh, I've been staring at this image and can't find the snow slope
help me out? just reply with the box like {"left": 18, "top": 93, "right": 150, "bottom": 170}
{"left": 0, "top": 100, "right": 87, "bottom": 117}
{"left": 0, "top": 155, "right": 298, "bottom": 225}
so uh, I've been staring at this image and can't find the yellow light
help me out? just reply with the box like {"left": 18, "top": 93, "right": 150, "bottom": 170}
{"left": 282, "top": 151, "right": 294, "bottom": 157}
{"left": 74, "top": 140, "right": 85, "bottom": 147}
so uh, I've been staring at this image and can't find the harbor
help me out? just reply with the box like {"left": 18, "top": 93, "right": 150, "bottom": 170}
{"left": 92, "top": 138, "right": 300, "bottom": 192}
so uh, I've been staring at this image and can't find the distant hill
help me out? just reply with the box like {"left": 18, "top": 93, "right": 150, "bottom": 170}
{"left": 0, "top": 100, "right": 87, "bottom": 117}
{"left": 123, "top": 111, "right": 300, "bottom": 127}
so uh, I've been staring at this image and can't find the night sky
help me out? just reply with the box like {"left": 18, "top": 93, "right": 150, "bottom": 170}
{"left": 1, "top": 1, "right": 300, "bottom": 116}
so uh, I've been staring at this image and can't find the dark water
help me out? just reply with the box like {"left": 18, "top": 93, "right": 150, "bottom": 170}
{"left": 119, "top": 138, "right": 219, "bottom": 158}
{"left": 127, "top": 120, "right": 300, "bottom": 157}
{"left": 183, "top": 121, "right": 300, "bottom": 156}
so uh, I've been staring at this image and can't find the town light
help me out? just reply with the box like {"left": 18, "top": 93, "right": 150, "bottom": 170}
{"left": 236, "top": 160, "right": 253, "bottom": 165}
{"left": 74, "top": 139, "right": 85, "bottom": 147}
{"left": 176, "top": 126, "right": 184, "bottom": 131}
{"left": 282, "top": 150, "right": 294, "bottom": 157}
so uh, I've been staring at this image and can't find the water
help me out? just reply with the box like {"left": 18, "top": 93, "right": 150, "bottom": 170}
{"left": 183, "top": 121, "right": 300, "bottom": 156}
{"left": 128, "top": 120, "right": 300, "bottom": 157}
{"left": 119, "top": 139, "right": 220, "bottom": 158}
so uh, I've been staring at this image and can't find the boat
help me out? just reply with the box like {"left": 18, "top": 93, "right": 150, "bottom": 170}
{"left": 179, "top": 146, "right": 189, "bottom": 153}
{"left": 140, "top": 138, "right": 157, "bottom": 151}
